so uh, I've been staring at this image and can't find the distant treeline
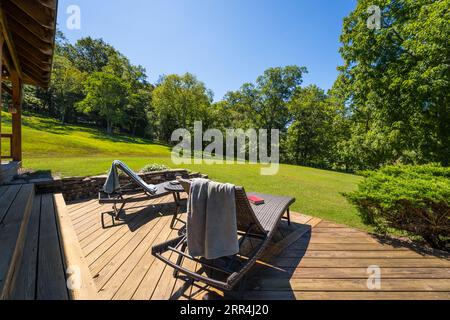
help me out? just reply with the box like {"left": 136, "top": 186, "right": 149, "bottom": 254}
{"left": 10, "top": 0, "right": 449, "bottom": 171}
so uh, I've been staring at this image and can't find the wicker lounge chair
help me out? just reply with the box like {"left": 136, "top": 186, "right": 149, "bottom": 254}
{"left": 151, "top": 184, "right": 295, "bottom": 291}
{"left": 98, "top": 161, "right": 183, "bottom": 228}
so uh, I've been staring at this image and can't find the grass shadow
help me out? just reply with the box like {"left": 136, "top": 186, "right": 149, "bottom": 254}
{"left": 21, "top": 117, "right": 75, "bottom": 136}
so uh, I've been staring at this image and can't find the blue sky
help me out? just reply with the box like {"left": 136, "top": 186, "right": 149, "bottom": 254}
{"left": 57, "top": 0, "right": 357, "bottom": 101}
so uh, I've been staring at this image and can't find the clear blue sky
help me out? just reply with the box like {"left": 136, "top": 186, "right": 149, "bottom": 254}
{"left": 57, "top": 0, "right": 357, "bottom": 101}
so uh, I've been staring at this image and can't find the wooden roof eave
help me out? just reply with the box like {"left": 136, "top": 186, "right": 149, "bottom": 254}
{"left": 1, "top": 0, "right": 58, "bottom": 88}
{"left": 9, "top": 0, "right": 56, "bottom": 29}
{"left": 3, "top": 2, "right": 54, "bottom": 43}
{"left": 19, "top": 54, "right": 52, "bottom": 72}
{"left": 22, "top": 66, "right": 51, "bottom": 83}
{"left": 9, "top": 19, "right": 54, "bottom": 54}
{"left": 0, "top": 7, "right": 23, "bottom": 79}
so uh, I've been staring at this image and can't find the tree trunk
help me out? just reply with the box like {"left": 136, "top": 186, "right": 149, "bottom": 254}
{"left": 60, "top": 105, "right": 66, "bottom": 124}
{"left": 132, "top": 120, "right": 137, "bottom": 136}
{"left": 107, "top": 121, "right": 112, "bottom": 134}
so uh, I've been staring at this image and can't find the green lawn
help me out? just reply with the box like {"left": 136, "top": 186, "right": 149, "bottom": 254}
{"left": 2, "top": 112, "right": 365, "bottom": 230}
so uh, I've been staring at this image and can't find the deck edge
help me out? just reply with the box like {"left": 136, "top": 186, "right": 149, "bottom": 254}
{"left": 53, "top": 193, "right": 100, "bottom": 300}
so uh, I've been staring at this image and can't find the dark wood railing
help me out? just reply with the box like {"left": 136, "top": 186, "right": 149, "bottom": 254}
{"left": 1, "top": 133, "right": 13, "bottom": 159}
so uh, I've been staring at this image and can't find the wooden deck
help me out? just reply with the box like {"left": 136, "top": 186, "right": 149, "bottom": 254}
{"left": 9, "top": 192, "right": 70, "bottom": 300}
{"left": 66, "top": 192, "right": 450, "bottom": 300}
{"left": 0, "top": 161, "right": 21, "bottom": 184}
{"left": 1, "top": 184, "right": 97, "bottom": 300}
{"left": 0, "top": 184, "right": 34, "bottom": 299}
{"left": 0, "top": 185, "right": 71, "bottom": 300}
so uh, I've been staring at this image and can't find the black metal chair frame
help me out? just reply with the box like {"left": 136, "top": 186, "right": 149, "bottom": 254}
{"left": 98, "top": 180, "right": 184, "bottom": 229}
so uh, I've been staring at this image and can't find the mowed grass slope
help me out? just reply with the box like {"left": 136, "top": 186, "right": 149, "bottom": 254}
{"left": 1, "top": 112, "right": 171, "bottom": 158}
{"left": 1, "top": 112, "right": 365, "bottom": 229}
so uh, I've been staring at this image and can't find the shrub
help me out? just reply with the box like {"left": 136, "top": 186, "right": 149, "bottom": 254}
{"left": 140, "top": 163, "right": 171, "bottom": 173}
{"left": 345, "top": 164, "right": 450, "bottom": 250}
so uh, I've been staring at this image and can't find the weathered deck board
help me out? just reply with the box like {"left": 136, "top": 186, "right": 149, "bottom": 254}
{"left": 243, "top": 291, "right": 450, "bottom": 300}
{"left": 66, "top": 193, "right": 450, "bottom": 300}
{"left": 244, "top": 220, "right": 450, "bottom": 299}
{"left": 99, "top": 214, "right": 171, "bottom": 299}
{"left": 255, "top": 267, "right": 450, "bottom": 279}
{"left": 11, "top": 195, "right": 41, "bottom": 300}
{"left": 250, "top": 278, "right": 450, "bottom": 291}
{"left": 112, "top": 215, "right": 175, "bottom": 300}
{"left": 87, "top": 198, "right": 169, "bottom": 272}
{"left": 36, "top": 194, "right": 68, "bottom": 300}
{"left": 0, "top": 184, "right": 34, "bottom": 299}
{"left": 9, "top": 192, "right": 82, "bottom": 300}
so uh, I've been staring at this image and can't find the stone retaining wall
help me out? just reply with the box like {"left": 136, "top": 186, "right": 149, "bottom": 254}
{"left": 33, "top": 169, "right": 207, "bottom": 201}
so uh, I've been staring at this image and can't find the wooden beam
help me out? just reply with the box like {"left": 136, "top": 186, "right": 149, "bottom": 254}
{"left": 0, "top": 7, "right": 23, "bottom": 79}
{"left": 9, "top": 19, "right": 53, "bottom": 53}
{"left": 3, "top": 2, "right": 54, "bottom": 42}
{"left": 16, "top": 37, "right": 52, "bottom": 63}
{"left": 22, "top": 66, "right": 50, "bottom": 84}
{"left": 9, "top": 0, "right": 56, "bottom": 29}
{"left": 11, "top": 71, "right": 22, "bottom": 162}
{"left": 14, "top": 32, "right": 53, "bottom": 56}
{"left": 21, "top": 60, "right": 51, "bottom": 78}
{"left": 23, "top": 74, "right": 41, "bottom": 87}
{"left": 18, "top": 52, "right": 51, "bottom": 71}
{"left": 14, "top": 34, "right": 52, "bottom": 60}
{"left": 1, "top": 43, "right": 13, "bottom": 75}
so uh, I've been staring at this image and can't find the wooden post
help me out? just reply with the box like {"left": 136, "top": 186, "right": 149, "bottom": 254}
{"left": 11, "top": 71, "right": 22, "bottom": 162}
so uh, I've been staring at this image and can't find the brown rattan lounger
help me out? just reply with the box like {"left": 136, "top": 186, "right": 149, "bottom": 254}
{"left": 151, "top": 184, "right": 295, "bottom": 291}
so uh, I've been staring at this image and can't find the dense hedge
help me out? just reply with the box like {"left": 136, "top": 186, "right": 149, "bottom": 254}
{"left": 345, "top": 164, "right": 450, "bottom": 250}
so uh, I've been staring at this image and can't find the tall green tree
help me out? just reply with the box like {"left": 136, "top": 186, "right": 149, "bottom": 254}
{"left": 336, "top": 0, "right": 450, "bottom": 168}
{"left": 218, "top": 83, "right": 260, "bottom": 130}
{"left": 64, "top": 37, "right": 116, "bottom": 73}
{"left": 102, "top": 51, "right": 152, "bottom": 136}
{"left": 285, "top": 85, "right": 331, "bottom": 166}
{"left": 256, "top": 66, "right": 308, "bottom": 132}
{"left": 50, "top": 55, "right": 85, "bottom": 123}
{"left": 77, "top": 72, "right": 128, "bottom": 134}
{"left": 152, "top": 73, "right": 213, "bottom": 142}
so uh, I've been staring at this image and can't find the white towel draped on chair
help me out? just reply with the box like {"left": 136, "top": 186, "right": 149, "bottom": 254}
{"left": 187, "top": 178, "right": 239, "bottom": 260}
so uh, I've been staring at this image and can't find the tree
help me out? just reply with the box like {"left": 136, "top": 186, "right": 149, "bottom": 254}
{"left": 77, "top": 72, "right": 128, "bottom": 134}
{"left": 102, "top": 51, "right": 152, "bottom": 136}
{"left": 152, "top": 73, "right": 213, "bottom": 142}
{"left": 218, "top": 83, "right": 260, "bottom": 130}
{"left": 124, "top": 86, "right": 153, "bottom": 136}
{"left": 336, "top": 0, "right": 450, "bottom": 168}
{"left": 50, "top": 55, "right": 84, "bottom": 123}
{"left": 256, "top": 66, "right": 307, "bottom": 132}
{"left": 285, "top": 85, "right": 336, "bottom": 167}
{"left": 64, "top": 37, "right": 116, "bottom": 73}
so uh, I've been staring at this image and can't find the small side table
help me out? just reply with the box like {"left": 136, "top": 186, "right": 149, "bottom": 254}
{"left": 164, "top": 182, "right": 186, "bottom": 229}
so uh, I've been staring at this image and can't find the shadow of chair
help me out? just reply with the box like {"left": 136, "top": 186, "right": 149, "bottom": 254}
{"left": 169, "top": 219, "right": 312, "bottom": 300}
{"left": 100, "top": 197, "right": 187, "bottom": 233}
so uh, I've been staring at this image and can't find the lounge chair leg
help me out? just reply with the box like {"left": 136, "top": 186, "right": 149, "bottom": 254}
{"left": 287, "top": 208, "right": 291, "bottom": 225}
{"left": 101, "top": 212, "right": 106, "bottom": 229}
{"left": 113, "top": 202, "right": 126, "bottom": 220}
{"left": 174, "top": 242, "right": 188, "bottom": 277}
{"left": 170, "top": 192, "right": 181, "bottom": 229}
